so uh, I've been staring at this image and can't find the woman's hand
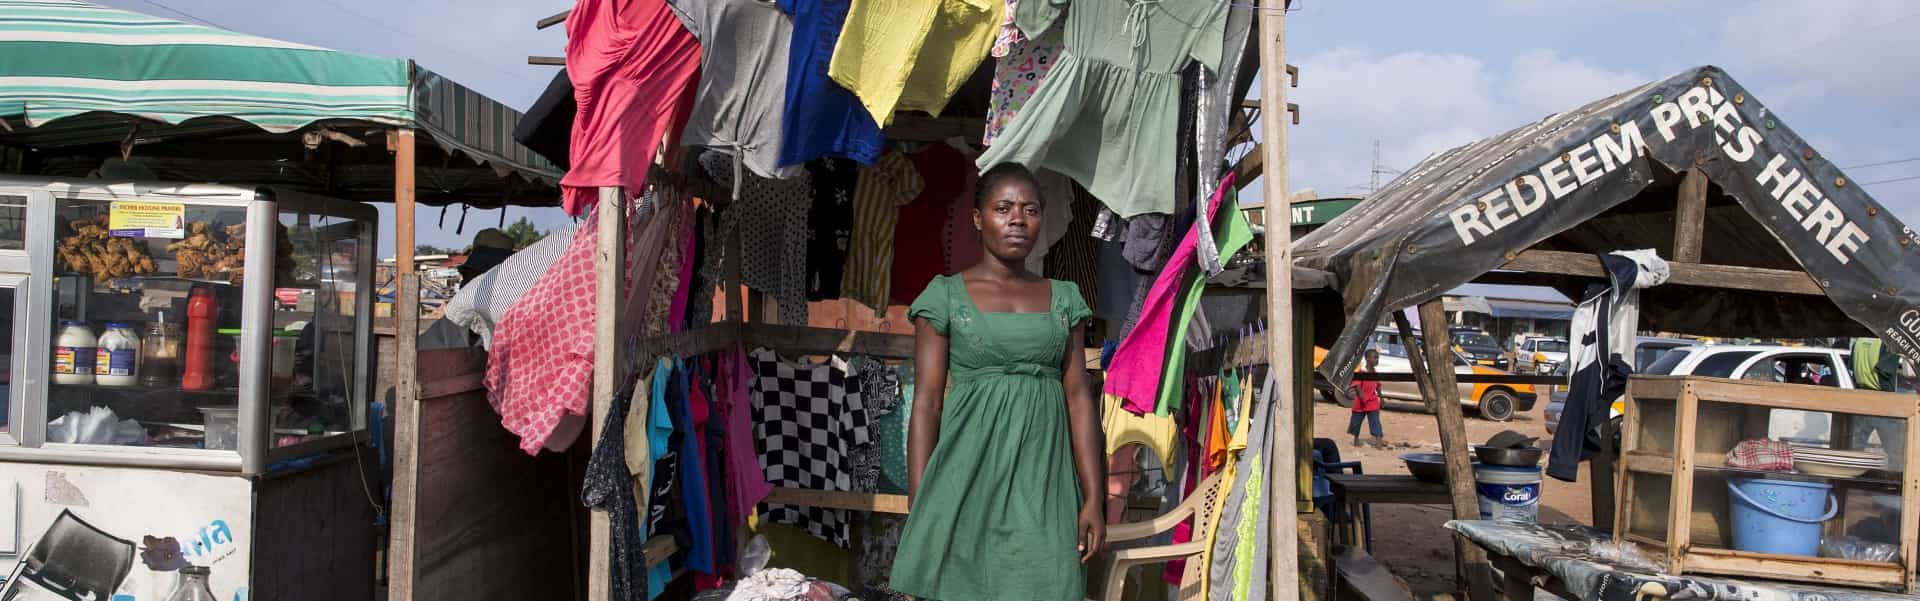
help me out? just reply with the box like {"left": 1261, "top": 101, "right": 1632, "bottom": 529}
{"left": 1077, "top": 501, "right": 1105, "bottom": 563}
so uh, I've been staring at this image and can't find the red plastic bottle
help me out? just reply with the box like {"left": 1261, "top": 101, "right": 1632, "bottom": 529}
{"left": 181, "top": 286, "right": 217, "bottom": 390}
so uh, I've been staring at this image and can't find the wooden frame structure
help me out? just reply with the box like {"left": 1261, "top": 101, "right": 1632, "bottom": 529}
{"left": 1616, "top": 375, "right": 1920, "bottom": 591}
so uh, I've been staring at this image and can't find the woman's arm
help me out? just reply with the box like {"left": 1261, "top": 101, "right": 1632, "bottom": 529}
{"left": 1060, "top": 322, "right": 1105, "bottom": 562}
{"left": 906, "top": 317, "right": 950, "bottom": 506}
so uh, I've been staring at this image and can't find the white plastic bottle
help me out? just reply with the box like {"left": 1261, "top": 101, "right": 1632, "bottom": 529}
{"left": 95, "top": 322, "right": 141, "bottom": 387}
{"left": 53, "top": 320, "right": 96, "bottom": 385}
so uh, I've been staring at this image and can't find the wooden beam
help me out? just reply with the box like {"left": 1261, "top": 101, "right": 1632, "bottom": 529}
{"left": 1257, "top": 3, "right": 1301, "bottom": 601}
{"left": 1673, "top": 167, "right": 1708, "bottom": 263}
{"left": 1397, "top": 305, "right": 1494, "bottom": 601}
{"left": 535, "top": 9, "right": 569, "bottom": 29}
{"left": 528, "top": 56, "right": 565, "bottom": 66}
{"left": 386, "top": 127, "right": 420, "bottom": 601}
{"left": 588, "top": 186, "right": 624, "bottom": 601}
{"left": 764, "top": 487, "right": 910, "bottom": 514}
{"left": 1233, "top": 146, "right": 1264, "bottom": 189}
{"left": 1503, "top": 249, "right": 1822, "bottom": 295}
{"left": 882, "top": 114, "right": 987, "bottom": 142}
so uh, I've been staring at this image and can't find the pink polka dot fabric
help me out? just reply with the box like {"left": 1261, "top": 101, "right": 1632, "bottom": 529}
{"left": 485, "top": 216, "right": 602, "bottom": 454}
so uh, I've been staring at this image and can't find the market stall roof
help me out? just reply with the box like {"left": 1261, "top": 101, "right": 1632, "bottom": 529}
{"left": 1298, "top": 65, "right": 1920, "bottom": 386}
{"left": 0, "top": 0, "right": 561, "bottom": 206}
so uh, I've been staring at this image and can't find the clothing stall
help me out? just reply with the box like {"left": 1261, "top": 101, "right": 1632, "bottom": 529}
{"left": 460, "top": 1, "right": 1306, "bottom": 601}
{"left": 0, "top": 3, "right": 561, "bottom": 601}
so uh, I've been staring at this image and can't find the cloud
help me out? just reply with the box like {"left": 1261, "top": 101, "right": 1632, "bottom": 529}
{"left": 1285, "top": 47, "right": 1646, "bottom": 203}
{"left": 1718, "top": 0, "right": 1920, "bottom": 106}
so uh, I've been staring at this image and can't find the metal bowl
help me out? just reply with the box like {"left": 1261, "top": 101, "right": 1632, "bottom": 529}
{"left": 1473, "top": 445, "right": 1543, "bottom": 467}
{"left": 1402, "top": 452, "right": 1454, "bottom": 482}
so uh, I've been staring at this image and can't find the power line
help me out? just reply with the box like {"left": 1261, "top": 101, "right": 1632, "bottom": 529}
{"left": 136, "top": 0, "right": 231, "bottom": 31}
{"left": 1860, "top": 174, "right": 1920, "bottom": 186}
{"left": 1842, "top": 157, "right": 1920, "bottom": 170}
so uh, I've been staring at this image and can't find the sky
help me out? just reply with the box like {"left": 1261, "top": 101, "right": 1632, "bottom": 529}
{"left": 93, "top": 0, "right": 1920, "bottom": 256}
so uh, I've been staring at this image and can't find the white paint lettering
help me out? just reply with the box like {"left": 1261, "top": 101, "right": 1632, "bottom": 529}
{"left": 1676, "top": 87, "right": 1714, "bottom": 129}
{"left": 1721, "top": 125, "right": 1762, "bottom": 162}
{"left": 1593, "top": 122, "right": 1647, "bottom": 171}
{"left": 1756, "top": 154, "right": 1801, "bottom": 200}
{"left": 1449, "top": 203, "right": 1494, "bottom": 245}
{"left": 1826, "top": 223, "right": 1868, "bottom": 264}
{"left": 1484, "top": 189, "right": 1519, "bottom": 229}
{"left": 1782, "top": 178, "right": 1822, "bottom": 221}
{"left": 1651, "top": 104, "right": 1684, "bottom": 143}
{"left": 1801, "top": 198, "right": 1845, "bottom": 243}
{"left": 1508, "top": 174, "right": 1548, "bottom": 215}
{"left": 1540, "top": 157, "right": 1578, "bottom": 199}
{"left": 1710, "top": 101, "right": 1742, "bottom": 134}
{"left": 1567, "top": 143, "right": 1603, "bottom": 184}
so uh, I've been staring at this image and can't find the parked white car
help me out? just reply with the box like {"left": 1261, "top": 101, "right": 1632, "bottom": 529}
{"left": 1515, "top": 337, "right": 1569, "bottom": 374}
{"left": 1546, "top": 344, "right": 1861, "bottom": 442}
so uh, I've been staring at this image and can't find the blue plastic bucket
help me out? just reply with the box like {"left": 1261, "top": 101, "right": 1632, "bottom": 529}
{"left": 1726, "top": 477, "right": 1838, "bottom": 556}
{"left": 1474, "top": 464, "right": 1542, "bottom": 522}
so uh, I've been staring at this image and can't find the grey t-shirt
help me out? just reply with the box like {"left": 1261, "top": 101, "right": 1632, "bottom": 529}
{"left": 669, "top": 0, "right": 803, "bottom": 180}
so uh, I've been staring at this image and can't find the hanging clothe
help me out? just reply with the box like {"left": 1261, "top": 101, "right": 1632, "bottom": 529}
{"left": 1207, "top": 367, "right": 1274, "bottom": 601}
{"left": 703, "top": 151, "right": 813, "bottom": 326}
{"left": 582, "top": 378, "right": 648, "bottom": 601}
{"left": 1102, "top": 393, "right": 1176, "bottom": 465}
{"left": 486, "top": 215, "right": 607, "bottom": 454}
{"left": 1153, "top": 182, "right": 1255, "bottom": 416}
{"left": 807, "top": 159, "right": 859, "bottom": 301}
{"left": 841, "top": 151, "right": 926, "bottom": 315}
{"left": 751, "top": 348, "right": 872, "bottom": 547}
{"left": 1189, "top": 6, "right": 1256, "bottom": 275}
{"left": 1105, "top": 172, "right": 1238, "bottom": 416}
{"left": 559, "top": 0, "right": 701, "bottom": 215}
{"left": 720, "top": 347, "right": 772, "bottom": 520}
{"left": 976, "top": 0, "right": 1228, "bottom": 218}
{"left": 670, "top": 0, "right": 804, "bottom": 179}
{"left": 644, "top": 359, "right": 679, "bottom": 600}
{"left": 1044, "top": 182, "right": 1100, "bottom": 312}
{"left": 1023, "top": 169, "right": 1077, "bottom": 273}
{"left": 828, "top": 0, "right": 1001, "bottom": 125}
{"left": 1549, "top": 250, "right": 1668, "bottom": 482}
{"left": 941, "top": 151, "right": 984, "bottom": 274}
{"left": 982, "top": 24, "right": 1062, "bottom": 146}
{"left": 672, "top": 360, "right": 717, "bottom": 577}
{"left": 444, "top": 223, "right": 578, "bottom": 349}
{"left": 890, "top": 143, "right": 970, "bottom": 306}
{"left": 777, "top": 0, "right": 884, "bottom": 166}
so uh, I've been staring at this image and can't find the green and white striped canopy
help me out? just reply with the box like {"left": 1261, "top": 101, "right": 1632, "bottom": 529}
{"left": 0, "top": 0, "right": 560, "bottom": 185}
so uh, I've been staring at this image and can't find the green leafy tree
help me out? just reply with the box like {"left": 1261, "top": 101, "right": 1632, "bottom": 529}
{"left": 503, "top": 217, "right": 546, "bottom": 250}
{"left": 415, "top": 244, "right": 454, "bottom": 256}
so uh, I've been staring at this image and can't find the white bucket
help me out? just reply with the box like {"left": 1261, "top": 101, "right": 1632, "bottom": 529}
{"left": 1474, "top": 464, "right": 1542, "bottom": 522}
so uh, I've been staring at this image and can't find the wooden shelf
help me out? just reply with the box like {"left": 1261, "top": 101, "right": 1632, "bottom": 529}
{"left": 763, "top": 487, "right": 908, "bottom": 515}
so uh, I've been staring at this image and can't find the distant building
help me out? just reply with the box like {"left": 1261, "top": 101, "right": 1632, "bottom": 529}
{"left": 1442, "top": 283, "right": 1575, "bottom": 348}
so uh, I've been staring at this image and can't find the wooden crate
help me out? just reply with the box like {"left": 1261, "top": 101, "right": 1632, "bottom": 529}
{"left": 1616, "top": 375, "right": 1920, "bottom": 592}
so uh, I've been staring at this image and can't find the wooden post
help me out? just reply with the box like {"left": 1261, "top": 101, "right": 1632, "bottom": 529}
{"left": 588, "top": 186, "right": 624, "bottom": 601}
{"left": 386, "top": 128, "right": 420, "bottom": 601}
{"left": 1673, "top": 167, "right": 1708, "bottom": 263}
{"left": 1394, "top": 305, "right": 1494, "bottom": 601}
{"left": 1257, "top": 2, "right": 1300, "bottom": 601}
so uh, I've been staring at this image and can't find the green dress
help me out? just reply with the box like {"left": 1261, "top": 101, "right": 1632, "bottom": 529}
{"left": 890, "top": 274, "right": 1092, "bottom": 601}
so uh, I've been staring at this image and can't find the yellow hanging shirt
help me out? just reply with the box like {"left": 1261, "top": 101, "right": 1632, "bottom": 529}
{"left": 829, "top": 0, "right": 1001, "bottom": 126}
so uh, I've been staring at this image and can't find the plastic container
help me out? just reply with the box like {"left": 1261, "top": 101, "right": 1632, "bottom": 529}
{"left": 141, "top": 312, "right": 183, "bottom": 387}
{"left": 94, "top": 322, "right": 141, "bottom": 386}
{"left": 1474, "top": 464, "right": 1543, "bottom": 522}
{"left": 1727, "top": 477, "right": 1837, "bottom": 557}
{"left": 53, "top": 320, "right": 95, "bottom": 385}
{"left": 181, "top": 286, "right": 216, "bottom": 390}
{"left": 200, "top": 406, "right": 238, "bottom": 450}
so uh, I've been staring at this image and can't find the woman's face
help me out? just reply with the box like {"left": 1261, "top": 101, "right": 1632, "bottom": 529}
{"left": 973, "top": 177, "right": 1044, "bottom": 262}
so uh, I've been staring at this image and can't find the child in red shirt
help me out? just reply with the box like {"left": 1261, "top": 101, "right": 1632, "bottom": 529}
{"left": 1348, "top": 349, "right": 1384, "bottom": 447}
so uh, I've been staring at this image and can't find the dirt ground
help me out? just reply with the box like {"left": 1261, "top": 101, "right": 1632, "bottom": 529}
{"left": 1313, "top": 398, "right": 1597, "bottom": 600}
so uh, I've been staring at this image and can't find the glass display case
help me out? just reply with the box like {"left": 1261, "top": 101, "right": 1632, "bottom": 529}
{"left": 0, "top": 178, "right": 374, "bottom": 474}
{"left": 1617, "top": 375, "right": 1919, "bottom": 592}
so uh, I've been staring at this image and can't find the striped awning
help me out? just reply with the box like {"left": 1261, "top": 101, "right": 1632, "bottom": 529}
{"left": 0, "top": 0, "right": 560, "bottom": 185}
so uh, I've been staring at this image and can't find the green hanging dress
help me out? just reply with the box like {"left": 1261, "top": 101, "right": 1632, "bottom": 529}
{"left": 890, "top": 274, "right": 1092, "bottom": 601}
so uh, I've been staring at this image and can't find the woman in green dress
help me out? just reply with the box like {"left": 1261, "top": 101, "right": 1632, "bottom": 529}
{"left": 890, "top": 163, "right": 1106, "bottom": 601}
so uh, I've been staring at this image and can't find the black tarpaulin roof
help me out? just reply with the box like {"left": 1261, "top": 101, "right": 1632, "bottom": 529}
{"left": 1298, "top": 66, "right": 1920, "bottom": 387}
